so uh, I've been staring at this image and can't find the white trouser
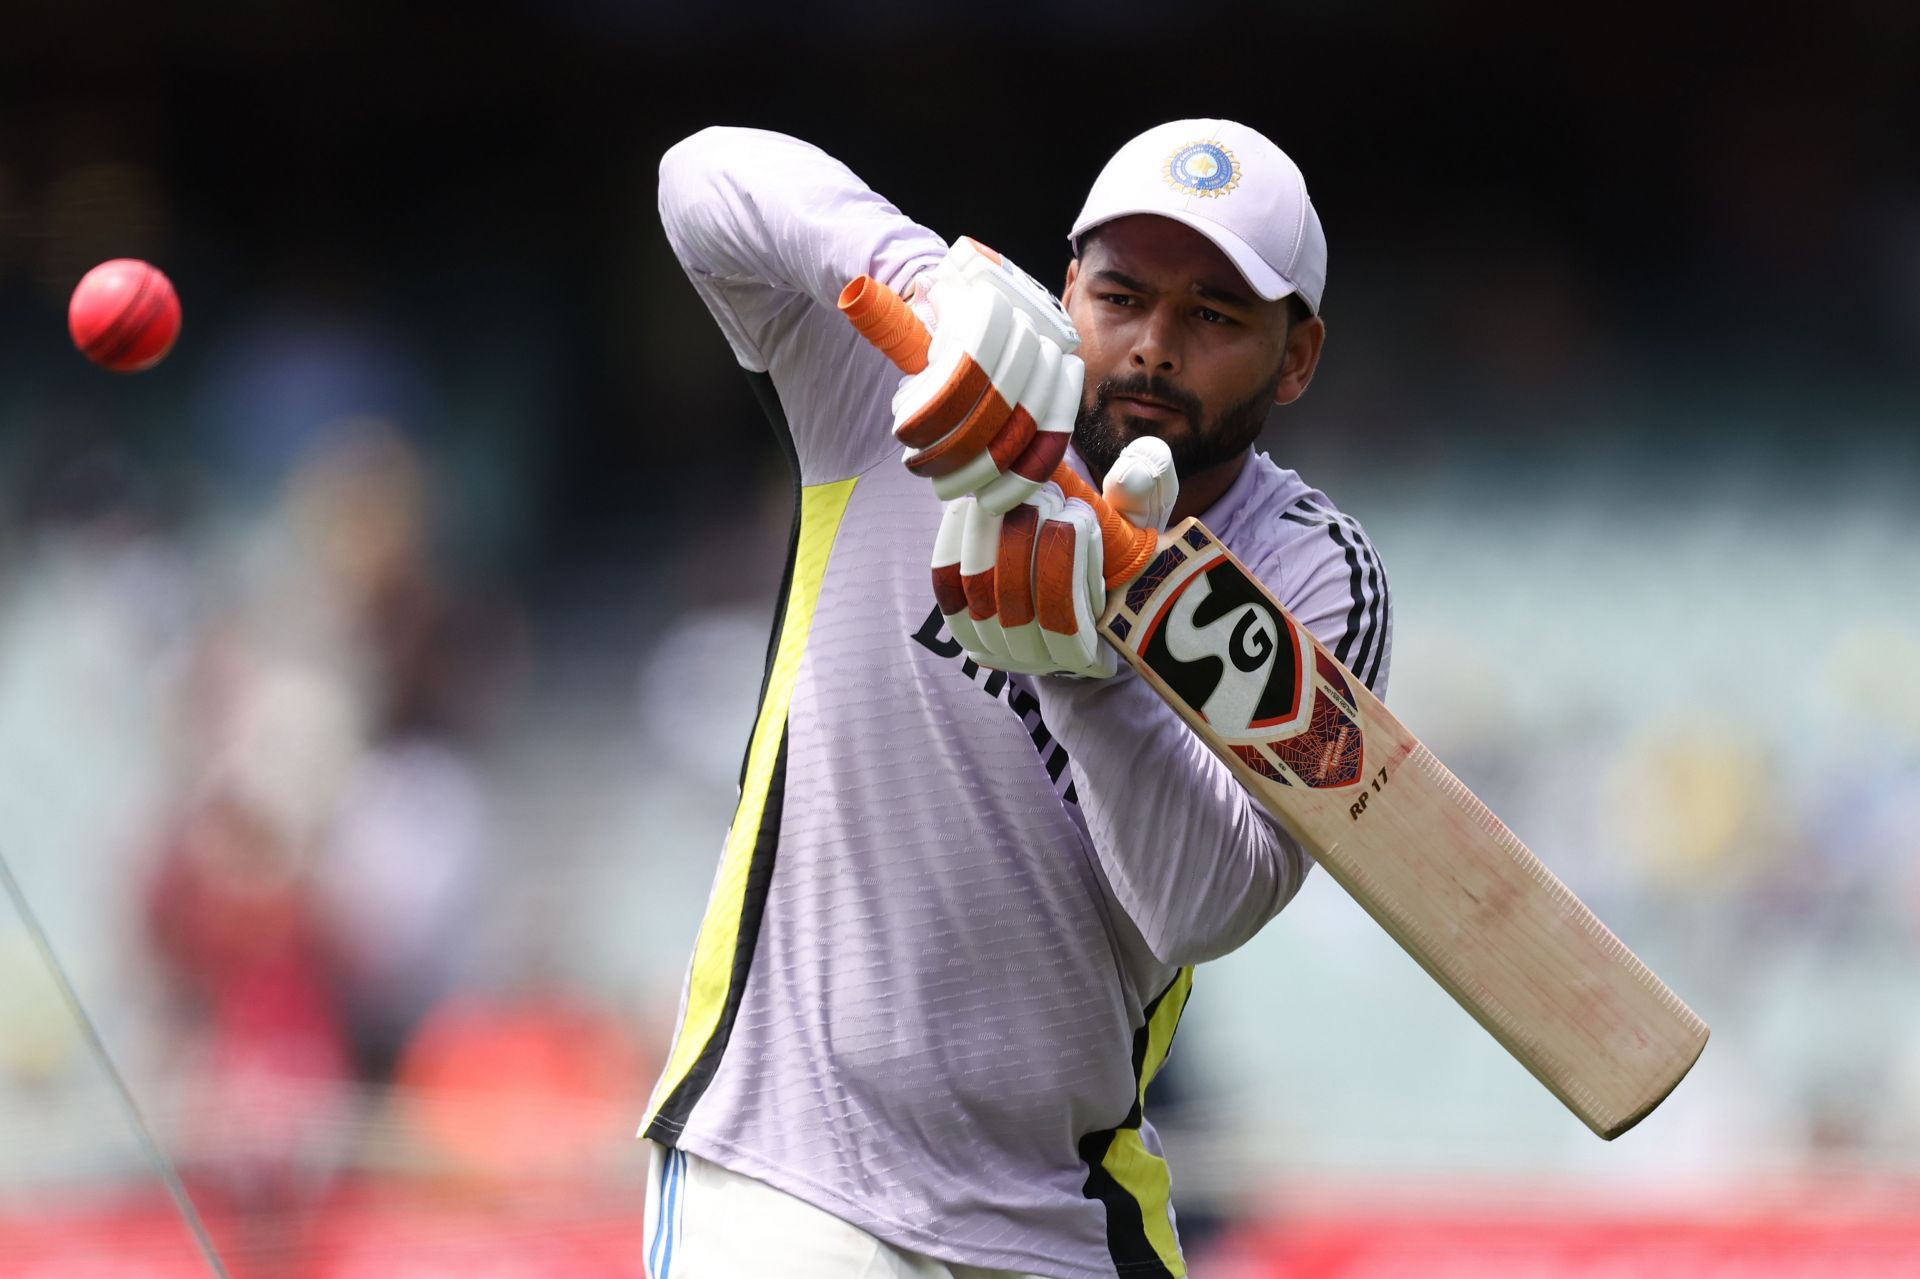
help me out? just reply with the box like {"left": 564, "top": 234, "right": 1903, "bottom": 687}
{"left": 644, "top": 1142, "right": 1050, "bottom": 1279}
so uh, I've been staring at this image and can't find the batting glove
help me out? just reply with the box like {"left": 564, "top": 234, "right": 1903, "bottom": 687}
{"left": 931, "top": 437, "right": 1179, "bottom": 679}
{"left": 892, "top": 238, "right": 1083, "bottom": 516}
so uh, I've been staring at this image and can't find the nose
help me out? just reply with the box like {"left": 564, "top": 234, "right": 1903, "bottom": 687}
{"left": 1128, "top": 306, "right": 1181, "bottom": 376}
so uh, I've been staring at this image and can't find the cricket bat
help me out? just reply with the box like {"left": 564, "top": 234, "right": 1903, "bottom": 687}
{"left": 840, "top": 273, "right": 1708, "bottom": 1140}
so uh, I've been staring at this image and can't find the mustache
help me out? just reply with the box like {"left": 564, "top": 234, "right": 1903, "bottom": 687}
{"left": 1094, "top": 375, "right": 1203, "bottom": 426}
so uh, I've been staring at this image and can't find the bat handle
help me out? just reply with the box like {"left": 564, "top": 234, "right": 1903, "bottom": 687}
{"left": 837, "top": 275, "right": 1160, "bottom": 588}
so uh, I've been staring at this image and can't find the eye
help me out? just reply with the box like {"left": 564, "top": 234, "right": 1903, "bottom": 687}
{"left": 1195, "top": 307, "right": 1234, "bottom": 326}
{"left": 1098, "top": 293, "right": 1137, "bottom": 307}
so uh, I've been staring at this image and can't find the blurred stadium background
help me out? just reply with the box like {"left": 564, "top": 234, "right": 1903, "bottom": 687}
{"left": 2, "top": 2, "right": 1917, "bottom": 1275}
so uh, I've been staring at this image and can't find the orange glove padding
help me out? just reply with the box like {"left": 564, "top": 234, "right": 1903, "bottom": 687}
{"left": 930, "top": 437, "right": 1179, "bottom": 679}
{"left": 891, "top": 239, "right": 1082, "bottom": 516}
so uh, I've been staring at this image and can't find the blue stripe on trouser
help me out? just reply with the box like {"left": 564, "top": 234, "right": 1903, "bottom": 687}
{"left": 661, "top": 1149, "right": 684, "bottom": 1278}
{"left": 649, "top": 1148, "right": 678, "bottom": 1277}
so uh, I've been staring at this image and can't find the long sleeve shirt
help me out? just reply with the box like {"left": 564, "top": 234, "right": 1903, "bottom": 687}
{"left": 642, "top": 126, "right": 1391, "bottom": 1279}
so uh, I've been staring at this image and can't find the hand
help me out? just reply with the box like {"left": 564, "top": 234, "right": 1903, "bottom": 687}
{"left": 891, "top": 238, "right": 1083, "bottom": 516}
{"left": 930, "top": 438, "right": 1178, "bottom": 679}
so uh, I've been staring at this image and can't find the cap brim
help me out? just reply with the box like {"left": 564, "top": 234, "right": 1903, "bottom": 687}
{"left": 1071, "top": 208, "right": 1299, "bottom": 306}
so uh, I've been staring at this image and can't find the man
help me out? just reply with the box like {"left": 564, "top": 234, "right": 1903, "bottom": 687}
{"left": 644, "top": 119, "right": 1389, "bottom": 1279}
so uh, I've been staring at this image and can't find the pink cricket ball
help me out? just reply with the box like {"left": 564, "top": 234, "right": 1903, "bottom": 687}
{"left": 68, "top": 258, "right": 182, "bottom": 373}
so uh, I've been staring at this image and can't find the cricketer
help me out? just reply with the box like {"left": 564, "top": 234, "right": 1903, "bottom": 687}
{"left": 641, "top": 120, "right": 1388, "bottom": 1279}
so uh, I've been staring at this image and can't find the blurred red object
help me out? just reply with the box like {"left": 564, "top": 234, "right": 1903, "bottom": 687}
{"left": 393, "top": 991, "right": 648, "bottom": 1181}
{"left": 307, "top": 1187, "right": 642, "bottom": 1278}
{"left": 1207, "top": 1208, "right": 1920, "bottom": 1277}
{"left": 145, "top": 791, "right": 351, "bottom": 1206}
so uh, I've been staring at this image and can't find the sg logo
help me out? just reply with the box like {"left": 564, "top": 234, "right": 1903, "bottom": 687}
{"left": 1143, "top": 561, "right": 1300, "bottom": 741}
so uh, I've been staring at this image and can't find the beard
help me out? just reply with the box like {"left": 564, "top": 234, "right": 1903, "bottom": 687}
{"left": 1073, "top": 366, "right": 1285, "bottom": 483}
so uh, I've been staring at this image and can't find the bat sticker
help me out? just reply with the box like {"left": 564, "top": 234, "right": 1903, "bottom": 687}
{"left": 1137, "top": 556, "right": 1309, "bottom": 742}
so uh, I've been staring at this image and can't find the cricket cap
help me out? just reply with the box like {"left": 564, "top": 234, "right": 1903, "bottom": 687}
{"left": 1070, "top": 118, "right": 1327, "bottom": 314}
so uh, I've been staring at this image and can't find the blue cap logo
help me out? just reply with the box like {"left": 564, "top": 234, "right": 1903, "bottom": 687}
{"left": 1164, "top": 142, "right": 1240, "bottom": 197}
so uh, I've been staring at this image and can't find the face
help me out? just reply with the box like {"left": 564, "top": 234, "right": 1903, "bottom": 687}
{"left": 1062, "top": 215, "right": 1323, "bottom": 484}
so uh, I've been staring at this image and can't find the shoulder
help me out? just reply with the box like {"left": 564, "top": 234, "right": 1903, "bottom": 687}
{"left": 1210, "top": 452, "right": 1385, "bottom": 576}
{"left": 1213, "top": 452, "right": 1394, "bottom": 694}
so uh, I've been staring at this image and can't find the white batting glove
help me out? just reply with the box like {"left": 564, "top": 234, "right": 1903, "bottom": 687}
{"left": 892, "top": 238, "right": 1083, "bottom": 516}
{"left": 930, "top": 438, "right": 1179, "bottom": 680}
{"left": 1100, "top": 435, "right": 1179, "bottom": 534}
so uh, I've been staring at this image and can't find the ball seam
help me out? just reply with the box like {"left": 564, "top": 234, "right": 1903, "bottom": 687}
{"left": 90, "top": 268, "right": 160, "bottom": 369}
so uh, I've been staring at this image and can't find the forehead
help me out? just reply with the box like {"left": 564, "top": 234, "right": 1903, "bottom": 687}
{"left": 1079, "top": 214, "right": 1253, "bottom": 295}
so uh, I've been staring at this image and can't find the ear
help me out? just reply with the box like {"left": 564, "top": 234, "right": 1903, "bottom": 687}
{"left": 1062, "top": 258, "right": 1080, "bottom": 307}
{"left": 1273, "top": 314, "right": 1326, "bottom": 406}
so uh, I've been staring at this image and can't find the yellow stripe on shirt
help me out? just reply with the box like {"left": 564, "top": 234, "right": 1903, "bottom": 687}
{"left": 643, "top": 476, "right": 858, "bottom": 1133}
{"left": 1101, "top": 967, "right": 1193, "bottom": 1276}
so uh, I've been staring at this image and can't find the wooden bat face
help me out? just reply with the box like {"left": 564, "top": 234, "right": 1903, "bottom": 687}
{"left": 1101, "top": 520, "right": 1708, "bottom": 1140}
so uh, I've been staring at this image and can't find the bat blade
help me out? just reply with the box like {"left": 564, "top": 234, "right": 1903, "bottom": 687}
{"left": 1106, "top": 519, "right": 1709, "bottom": 1139}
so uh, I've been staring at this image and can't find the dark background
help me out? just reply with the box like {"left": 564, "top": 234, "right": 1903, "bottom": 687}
{"left": 6, "top": 2, "right": 1915, "bottom": 582}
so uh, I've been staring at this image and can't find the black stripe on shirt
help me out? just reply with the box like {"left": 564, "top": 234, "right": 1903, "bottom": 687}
{"left": 1077, "top": 976, "right": 1190, "bottom": 1279}
{"left": 645, "top": 726, "right": 789, "bottom": 1141}
{"left": 737, "top": 370, "right": 803, "bottom": 790}
{"left": 1281, "top": 498, "right": 1388, "bottom": 693}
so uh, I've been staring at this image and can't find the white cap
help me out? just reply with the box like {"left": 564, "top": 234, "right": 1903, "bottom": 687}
{"left": 1069, "top": 119, "right": 1327, "bottom": 314}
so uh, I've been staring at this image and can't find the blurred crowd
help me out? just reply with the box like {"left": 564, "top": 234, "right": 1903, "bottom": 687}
{"left": 0, "top": 406, "right": 665, "bottom": 1219}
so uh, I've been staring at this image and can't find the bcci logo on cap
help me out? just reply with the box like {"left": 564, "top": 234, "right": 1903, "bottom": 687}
{"left": 1164, "top": 141, "right": 1240, "bottom": 197}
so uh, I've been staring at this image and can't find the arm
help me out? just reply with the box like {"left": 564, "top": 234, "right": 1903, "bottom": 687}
{"left": 658, "top": 127, "right": 949, "bottom": 478}
{"left": 1038, "top": 672, "right": 1306, "bottom": 966}
{"left": 1035, "top": 540, "right": 1395, "bottom": 967}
